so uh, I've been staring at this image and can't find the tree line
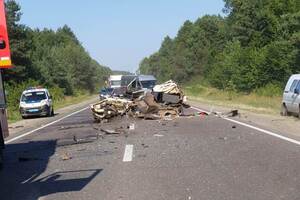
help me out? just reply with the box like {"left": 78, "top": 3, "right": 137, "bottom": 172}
{"left": 3, "top": 0, "right": 111, "bottom": 118}
{"left": 4, "top": 0, "right": 110, "bottom": 94}
{"left": 139, "top": 0, "right": 300, "bottom": 93}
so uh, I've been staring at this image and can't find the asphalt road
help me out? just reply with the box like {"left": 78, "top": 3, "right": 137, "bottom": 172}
{"left": 0, "top": 106, "right": 299, "bottom": 200}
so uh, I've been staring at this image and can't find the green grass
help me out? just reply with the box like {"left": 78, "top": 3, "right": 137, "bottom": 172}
{"left": 184, "top": 83, "right": 282, "bottom": 115}
{"left": 8, "top": 93, "right": 97, "bottom": 123}
{"left": 54, "top": 93, "right": 96, "bottom": 110}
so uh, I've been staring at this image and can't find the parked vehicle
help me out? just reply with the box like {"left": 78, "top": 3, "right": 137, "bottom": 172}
{"left": 138, "top": 75, "right": 156, "bottom": 90}
{"left": 107, "top": 75, "right": 157, "bottom": 99}
{"left": 19, "top": 87, "right": 54, "bottom": 118}
{"left": 99, "top": 87, "right": 114, "bottom": 100}
{"left": 0, "top": 0, "right": 12, "bottom": 169}
{"left": 281, "top": 74, "right": 300, "bottom": 117}
{"left": 108, "top": 75, "right": 122, "bottom": 88}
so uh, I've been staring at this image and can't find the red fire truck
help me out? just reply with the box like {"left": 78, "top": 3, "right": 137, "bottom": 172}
{"left": 0, "top": 0, "right": 12, "bottom": 168}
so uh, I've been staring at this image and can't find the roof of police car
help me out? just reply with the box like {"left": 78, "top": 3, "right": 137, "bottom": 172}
{"left": 22, "top": 88, "right": 48, "bottom": 94}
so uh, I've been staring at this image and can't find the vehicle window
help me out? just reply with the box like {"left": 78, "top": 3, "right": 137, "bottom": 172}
{"left": 110, "top": 80, "right": 121, "bottom": 86}
{"left": 21, "top": 91, "right": 47, "bottom": 102}
{"left": 289, "top": 80, "right": 298, "bottom": 92}
{"left": 296, "top": 81, "right": 300, "bottom": 91}
{"left": 0, "top": 39, "right": 6, "bottom": 49}
{"left": 129, "top": 80, "right": 137, "bottom": 89}
{"left": 141, "top": 80, "right": 156, "bottom": 89}
{"left": 137, "top": 80, "right": 142, "bottom": 89}
{"left": 121, "top": 76, "right": 136, "bottom": 86}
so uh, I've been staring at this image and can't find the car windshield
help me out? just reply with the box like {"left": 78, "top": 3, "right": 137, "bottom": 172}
{"left": 141, "top": 80, "right": 156, "bottom": 89}
{"left": 101, "top": 88, "right": 113, "bottom": 94}
{"left": 21, "top": 91, "right": 47, "bottom": 103}
{"left": 110, "top": 80, "right": 121, "bottom": 86}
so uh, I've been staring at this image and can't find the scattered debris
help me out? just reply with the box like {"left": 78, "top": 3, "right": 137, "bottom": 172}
{"left": 198, "top": 112, "right": 209, "bottom": 116}
{"left": 59, "top": 125, "right": 85, "bottom": 131}
{"left": 218, "top": 136, "right": 228, "bottom": 141}
{"left": 91, "top": 80, "right": 190, "bottom": 122}
{"left": 57, "top": 135, "right": 97, "bottom": 147}
{"left": 61, "top": 152, "right": 72, "bottom": 161}
{"left": 224, "top": 110, "right": 239, "bottom": 117}
{"left": 128, "top": 123, "right": 135, "bottom": 130}
{"left": 154, "top": 134, "right": 164, "bottom": 137}
{"left": 91, "top": 98, "right": 132, "bottom": 122}
{"left": 212, "top": 109, "right": 239, "bottom": 118}
{"left": 143, "top": 114, "right": 161, "bottom": 120}
{"left": 153, "top": 80, "right": 184, "bottom": 96}
{"left": 100, "top": 128, "right": 123, "bottom": 135}
{"left": 141, "top": 143, "right": 149, "bottom": 148}
{"left": 212, "top": 111, "right": 223, "bottom": 118}
{"left": 232, "top": 125, "right": 236, "bottom": 129}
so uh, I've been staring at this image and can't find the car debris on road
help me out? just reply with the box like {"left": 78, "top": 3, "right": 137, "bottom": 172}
{"left": 91, "top": 80, "right": 190, "bottom": 122}
{"left": 212, "top": 109, "right": 239, "bottom": 118}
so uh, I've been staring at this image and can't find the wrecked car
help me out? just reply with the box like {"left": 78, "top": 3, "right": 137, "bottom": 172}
{"left": 91, "top": 80, "right": 189, "bottom": 122}
{"left": 99, "top": 87, "right": 114, "bottom": 100}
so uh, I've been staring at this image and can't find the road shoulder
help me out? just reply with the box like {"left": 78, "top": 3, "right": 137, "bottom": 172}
{"left": 6, "top": 96, "right": 98, "bottom": 140}
{"left": 189, "top": 100, "right": 300, "bottom": 141}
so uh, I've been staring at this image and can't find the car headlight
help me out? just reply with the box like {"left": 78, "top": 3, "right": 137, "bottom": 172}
{"left": 41, "top": 100, "right": 48, "bottom": 105}
{"left": 20, "top": 102, "right": 26, "bottom": 107}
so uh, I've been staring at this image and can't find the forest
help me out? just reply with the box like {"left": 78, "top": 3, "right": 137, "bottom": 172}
{"left": 3, "top": 0, "right": 111, "bottom": 119}
{"left": 139, "top": 0, "right": 300, "bottom": 94}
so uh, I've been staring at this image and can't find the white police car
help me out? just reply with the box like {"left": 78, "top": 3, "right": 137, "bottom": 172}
{"left": 19, "top": 87, "right": 54, "bottom": 118}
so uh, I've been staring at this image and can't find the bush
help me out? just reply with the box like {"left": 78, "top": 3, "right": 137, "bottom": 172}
{"left": 48, "top": 86, "right": 65, "bottom": 103}
{"left": 254, "top": 83, "right": 283, "bottom": 97}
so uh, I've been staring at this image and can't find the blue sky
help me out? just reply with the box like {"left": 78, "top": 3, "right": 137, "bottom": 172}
{"left": 17, "top": 0, "right": 225, "bottom": 72}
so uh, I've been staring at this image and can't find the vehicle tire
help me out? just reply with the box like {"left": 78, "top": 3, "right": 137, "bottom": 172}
{"left": 280, "top": 104, "right": 288, "bottom": 116}
{"left": 0, "top": 149, "right": 3, "bottom": 170}
{"left": 46, "top": 106, "right": 52, "bottom": 117}
{"left": 21, "top": 115, "right": 27, "bottom": 119}
{"left": 51, "top": 108, "right": 54, "bottom": 116}
{"left": 298, "top": 105, "right": 300, "bottom": 119}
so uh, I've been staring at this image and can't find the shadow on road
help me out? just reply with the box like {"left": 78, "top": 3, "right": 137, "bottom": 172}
{"left": 0, "top": 140, "right": 101, "bottom": 200}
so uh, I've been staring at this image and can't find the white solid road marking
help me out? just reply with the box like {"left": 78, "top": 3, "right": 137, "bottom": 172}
{"left": 5, "top": 107, "right": 89, "bottom": 144}
{"left": 192, "top": 106, "right": 300, "bottom": 146}
{"left": 123, "top": 144, "right": 134, "bottom": 162}
{"left": 191, "top": 106, "right": 208, "bottom": 114}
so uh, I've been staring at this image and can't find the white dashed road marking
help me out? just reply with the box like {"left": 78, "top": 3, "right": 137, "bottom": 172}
{"left": 123, "top": 144, "right": 134, "bottom": 162}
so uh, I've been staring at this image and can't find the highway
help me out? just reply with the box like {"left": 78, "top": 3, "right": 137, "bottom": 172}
{"left": 0, "top": 101, "right": 299, "bottom": 200}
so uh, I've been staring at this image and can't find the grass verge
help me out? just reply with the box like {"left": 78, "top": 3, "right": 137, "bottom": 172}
{"left": 184, "top": 84, "right": 282, "bottom": 115}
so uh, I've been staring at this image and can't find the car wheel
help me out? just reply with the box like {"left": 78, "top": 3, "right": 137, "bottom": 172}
{"left": 46, "top": 106, "right": 52, "bottom": 117}
{"left": 298, "top": 105, "right": 300, "bottom": 119}
{"left": 0, "top": 149, "right": 3, "bottom": 170}
{"left": 280, "top": 104, "right": 288, "bottom": 116}
{"left": 21, "top": 115, "right": 27, "bottom": 119}
{"left": 51, "top": 108, "right": 54, "bottom": 116}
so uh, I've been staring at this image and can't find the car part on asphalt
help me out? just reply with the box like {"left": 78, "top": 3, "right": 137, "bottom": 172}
{"left": 100, "top": 128, "right": 124, "bottom": 135}
{"left": 61, "top": 152, "right": 72, "bottom": 161}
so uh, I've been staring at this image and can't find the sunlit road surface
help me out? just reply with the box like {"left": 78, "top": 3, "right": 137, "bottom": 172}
{"left": 0, "top": 107, "right": 299, "bottom": 200}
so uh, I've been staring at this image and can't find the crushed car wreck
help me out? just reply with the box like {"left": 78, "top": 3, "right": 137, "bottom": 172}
{"left": 91, "top": 80, "right": 190, "bottom": 122}
{"left": 91, "top": 98, "right": 132, "bottom": 122}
